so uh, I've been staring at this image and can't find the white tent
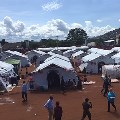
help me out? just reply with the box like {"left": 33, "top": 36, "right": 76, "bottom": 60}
{"left": 111, "top": 52, "right": 120, "bottom": 64}
{"left": 88, "top": 48, "right": 113, "bottom": 56}
{"left": 63, "top": 48, "right": 77, "bottom": 58}
{"left": 26, "top": 50, "right": 46, "bottom": 62}
{"left": 79, "top": 53, "right": 102, "bottom": 73}
{"left": 5, "top": 50, "right": 31, "bottom": 67}
{"left": 32, "top": 57, "right": 78, "bottom": 90}
{"left": 45, "top": 53, "right": 70, "bottom": 62}
{"left": 102, "top": 65, "right": 120, "bottom": 79}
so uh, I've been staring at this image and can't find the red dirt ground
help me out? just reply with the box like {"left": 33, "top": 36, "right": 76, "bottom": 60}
{"left": 0, "top": 65, "right": 120, "bottom": 120}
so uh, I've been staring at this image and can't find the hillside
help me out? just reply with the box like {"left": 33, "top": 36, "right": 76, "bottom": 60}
{"left": 90, "top": 28, "right": 120, "bottom": 41}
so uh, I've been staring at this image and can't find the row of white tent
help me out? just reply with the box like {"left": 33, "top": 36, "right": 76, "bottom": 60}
{"left": 25, "top": 46, "right": 120, "bottom": 74}
{"left": 1, "top": 46, "right": 120, "bottom": 91}
{"left": 0, "top": 50, "right": 31, "bottom": 67}
{"left": 26, "top": 46, "right": 120, "bottom": 90}
{"left": 0, "top": 61, "right": 16, "bottom": 92}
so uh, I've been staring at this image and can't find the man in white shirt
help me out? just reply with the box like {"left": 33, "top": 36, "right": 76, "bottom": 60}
{"left": 44, "top": 96, "right": 54, "bottom": 120}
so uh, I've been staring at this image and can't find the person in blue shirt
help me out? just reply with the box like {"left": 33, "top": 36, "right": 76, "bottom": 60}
{"left": 44, "top": 96, "right": 54, "bottom": 120}
{"left": 21, "top": 81, "right": 28, "bottom": 102}
{"left": 107, "top": 88, "right": 116, "bottom": 112}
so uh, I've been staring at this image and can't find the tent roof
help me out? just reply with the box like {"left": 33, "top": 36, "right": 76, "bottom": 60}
{"left": 34, "top": 57, "right": 73, "bottom": 72}
{"left": 5, "top": 50, "right": 28, "bottom": 58}
{"left": 45, "top": 53, "right": 70, "bottom": 62}
{"left": 5, "top": 59, "right": 20, "bottom": 65}
{"left": 37, "top": 46, "right": 89, "bottom": 51}
{"left": 111, "top": 52, "right": 120, "bottom": 63}
{"left": 33, "top": 50, "right": 46, "bottom": 55}
{"left": 72, "top": 50, "right": 84, "bottom": 57}
{"left": 0, "top": 61, "right": 14, "bottom": 72}
{"left": 88, "top": 48, "right": 113, "bottom": 56}
{"left": 104, "top": 40, "right": 115, "bottom": 43}
{"left": 111, "top": 52, "right": 120, "bottom": 59}
{"left": 111, "top": 47, "right": 120, "bottom": 52}
{"left": 63, "top": 48, "right": 76, "bottom": 54}
{"left": 79, "top": 63, "right": 88, "bottom": 71}
{"left": 103, "top": 65, "right": 120, "bottom": 70}
{"left": 82, "top": 53, "right": 101, "bottom": 62}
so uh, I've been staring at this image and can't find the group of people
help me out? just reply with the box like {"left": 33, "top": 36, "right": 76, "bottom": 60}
{"left": 44, "top": 96, "right": 63, "bottom": 120}
{"left": 21, "top": 73, "right": 117, "bottom": 120}
{"left": 101, "top": 75, "right": 117, "bottom": 112}
{"left": 44, "top": 96, "right": 93, "bottom": 120}
{"left": 60, "top": 76, "right": 83, "bottom": 93}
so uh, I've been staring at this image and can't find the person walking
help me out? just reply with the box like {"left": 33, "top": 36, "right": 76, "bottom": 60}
{"left": 44, "top": 96, "right": 54, "bottom": 120}
{"left": 21, "top": 81, "right": 28, "bottom": 102}
{"left": 61, "top": 76, "right": 65, "bottom": 94}
{"left": 103, "top": 75, "right": 110, "bottom": 97}
{"left": 77, "top": 76, "right": 82, "bottom": 90}
{"left": 107, "top": 88, "right": 116, "bottom": 112}
{"left": 53, "top": 101, "right": 63, "bottom": 120}
{"left": 81, "top": 98, "right": 92, "bottom": 120}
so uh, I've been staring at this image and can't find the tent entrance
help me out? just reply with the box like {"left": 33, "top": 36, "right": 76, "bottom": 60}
{"left": 98, "top": 61, "right": 105, "bottom": 73}
{"left": 47, "top": 70, "right": 60, "bottom": 90}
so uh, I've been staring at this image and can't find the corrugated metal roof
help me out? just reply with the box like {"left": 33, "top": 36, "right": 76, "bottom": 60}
{"left": 34, "top": 57, "right": 73, "bottom": 72}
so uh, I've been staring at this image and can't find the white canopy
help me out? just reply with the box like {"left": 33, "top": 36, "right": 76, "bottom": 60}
{"left": 111, "top": 47, "right": 120, "bottom": 52}
{"left": 6, "top": 50, "right": 28, "bottom": 58}
{"left": 111, "top": 52, "right": 120, "bottom": 59}
{"left": 33, "top": 50, "right": 46, "bottom": 55}
{"left": 0, "top": 61, "right": 14, "bottom": 71}
{"left": 45, "top": 53, "right": 70, "bottom": 62}
{"left": 72, "top": 50, "right": 84, "bottom": 58}
{"left": 82, "top": 53, "right": 101, "bottom": 62}
{"left": 102, "top": 65, "right": 120, "bottom": 78}
{"left": 88, "top": 48, "right": 113, "bottom": 56}
{"left": 34, "top": 57, "right": 74, "bottom": 72}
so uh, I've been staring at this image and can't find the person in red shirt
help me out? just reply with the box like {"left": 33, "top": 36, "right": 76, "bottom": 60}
{"left": 53, "top": 101, "right": 63, "bottom": 120}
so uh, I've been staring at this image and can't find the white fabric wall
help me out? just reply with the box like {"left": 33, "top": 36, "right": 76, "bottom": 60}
{"left": 85, "top": 55, "right": 114, "bottom": 74}
{"left": 102, "top": 65, "right": 120, "bottom": 79}
{"left": 32, "top": 67, "right": 78, "bottom": 90}
{"left": 27, "top": 51, "right": 40, "bottom": 61}
{"left": 86, "top": 59, "right": 98, "bottom": 73}
{"left": 98, "top": 55, "right": 114, "bottom": 65}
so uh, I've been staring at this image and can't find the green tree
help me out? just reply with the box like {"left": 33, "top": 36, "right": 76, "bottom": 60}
{"left": 1, "top": 39, "right": 6, "bottom": 46}
{"left": 66, "top": 28, "right": 87, "bottom": 46}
